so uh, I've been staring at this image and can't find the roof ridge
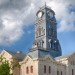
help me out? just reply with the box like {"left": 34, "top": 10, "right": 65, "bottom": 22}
{"left": 55, "top": 52, "right": 75, "bottom": 60}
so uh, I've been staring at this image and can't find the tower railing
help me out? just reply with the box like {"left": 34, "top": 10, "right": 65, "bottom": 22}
{"left": 29, "top": 46, "right": 49, "bottom": 52}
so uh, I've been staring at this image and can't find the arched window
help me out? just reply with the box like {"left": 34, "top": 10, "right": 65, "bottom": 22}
{"left": 26, "top": 67, "right": 29, "bottom": 74}
{"left": 57, "top": 71, "right": 59, "bottom": 75}
{"left": 51, "top": 41, "right": 53, "bottom": 48}
{"left": 49, "top": 66, "right": 51, "bottom": 73}
{"left": 72, "top": 69, "right": 74, "bottom": 75}
{"left": 38, "top": 42, "right": 41, "bottom": 47}
{"left": 43, "top": 29, "right": 45, "bottom": 35}
{"left": 30, "top": 66, "right": 33, "bottom": 73}
{"left": 54, "top": 40, "right": 57, "bottom": 49}
{"left": 41, "top": 27, "right": 44, "bottom": 35}
{"left": 50, "top": 42, "right": 51, "bottom": 48}
{"left": 61, "top": 71, "right": 62, "bottom": 75}
{"left": 44, "top": 65, "right": 46, "bottom": 73}
{"left": 52, "top": 42, "right": 55, "bottom": 49}
{"left": 39, "top": 28, "right": 41, "bottom": 36}
{"left": 42, "top": 40, "right": 44, "bottom": 48}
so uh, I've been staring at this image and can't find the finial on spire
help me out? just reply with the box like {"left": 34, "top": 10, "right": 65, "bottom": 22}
{"left": 45, "top": 2, "right": 46, "bottom": 7}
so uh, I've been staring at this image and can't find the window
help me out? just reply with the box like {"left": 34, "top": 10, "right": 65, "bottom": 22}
{"left": 49, "top": 42, "right": 51, "bottom": 48}
{"left": 48, "top": 28, "right": 53, "bottom": 36}
{"left": 52, "top": 42, "right": 55, "bottom": 49}
{"left": 44, "top": 65, "right": 46, "bottom": 73}
{"left": 54, "top": 41, "right": 57, "bottom": 49}
{"left": 38, "top": 42, "right": 41, "bottom": 47}
{"left": 37, "top": 27, "right": 41, "bottom": 36}
{"left": 50, "top": 41, "right": 53, "bottom": 49}
{"left": 61, "top": 71, "right": 62, "bottom": 75}
{"left": 57, "top": 71, "right": 59, "bottom": 75}
{"left": 42, "top": 27, "right": 45, "bottom": 35}
{"left": 49, "top": 66, "right": 51, "bottom": 73}
{"left": 72, "top": 69, "right": 74, "bottom": 75}
{"left": 49, "top": 41, "right": 53, "bottom": 49}
{"left": 26, "top": 67, "right": 29, "bottom": 74}
{"left": 42, "top": 40, "right": 44, "bottom": 48}
{"left": 30, "top": 66, "right": 33, "bottom": 73}
{"left": 43, "top": 29, "right": 45, "bottom": 35}
{"left": 38, "top": 27, "right": 41, "bottom": 36}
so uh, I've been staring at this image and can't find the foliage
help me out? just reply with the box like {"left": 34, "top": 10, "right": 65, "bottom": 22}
{"left": 0, "top": 56, "right": 20, "bottom": 75}
{"left": 0, "top": 62, "right": 10, "bottom": 75}
{"left": 0, "top": 56, "right": 11, "bottom": 75}
{"left": 11, "top": 61, "right": 20, "bottom": 70}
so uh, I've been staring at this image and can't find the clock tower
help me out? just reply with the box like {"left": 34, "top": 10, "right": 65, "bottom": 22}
{"left": 30, "top": 5, "right": 62, "bottom": 58}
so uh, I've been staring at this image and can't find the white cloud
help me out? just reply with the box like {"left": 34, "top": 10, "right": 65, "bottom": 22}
{"left": 0, "top": 0, "right": 75, "bottom": 46}
{"left": 0, "top": 12, "right": 23, "bottom": 46}
{"left": 0, "top": 0, "right": 34, "bottom": 46}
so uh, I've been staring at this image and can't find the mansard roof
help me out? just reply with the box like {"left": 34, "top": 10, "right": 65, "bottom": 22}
{"left": 55, "top": 52, "right": 75, "bottom": 60}
{"left": 28, "top": 48, "right": 49, "bottom": 59}
{"left": 36, "top": 5, "right": 55, "bottom": 16}
{"left": 27, "top": 47, "right": 55, "bottom": 61}
{"left": 40, "top": 5, "right": 55, "bottom": 13}
{"left": 1, "top": 50, "right": 26, "bottom": 60}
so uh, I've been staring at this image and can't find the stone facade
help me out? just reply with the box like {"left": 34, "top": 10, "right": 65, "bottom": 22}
{"left": 20, "top": 56, "right": 38, "bottom": 75}
{"left": 33, "top": 5, "right": 62, "bottom": 58}
{"left": 19, "top": 53, "right": 75, "bottom": 75}
{"left": 1, "top": 50, "right": 75, "bottom": 75}
{"left": 56, "top": 53, "right": 75, "bottom": 75}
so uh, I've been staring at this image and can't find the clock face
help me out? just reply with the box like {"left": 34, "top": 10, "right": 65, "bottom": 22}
{"left": 38, "top": 11, "right": 43, "bottom": 18}
{"left": 47, "top": 11, "right": 54, "bottom": 18}
{"left": 49, "top": 12, "right": 54, "bottom": 18}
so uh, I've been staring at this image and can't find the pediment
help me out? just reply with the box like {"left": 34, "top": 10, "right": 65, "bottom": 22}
{"left": 44, "top": 55, "right": 55, "bottom": 62}
{"left": 22, "top": 55, "right": 33, "bottom": 63}
{"left": 0, "top": 50, "right": 11, "bottom": 57}
{"left": 0, "top": 50, "right": 6, "bottom": 56}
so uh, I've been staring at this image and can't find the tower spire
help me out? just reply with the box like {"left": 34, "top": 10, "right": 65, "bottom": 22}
{"left": 45, "top": 2, "right": 46, "bottom": 7}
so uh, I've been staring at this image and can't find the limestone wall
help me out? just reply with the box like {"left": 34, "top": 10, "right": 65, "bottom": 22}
{"left": 20, "top": 57, "right": 38, "bottom": 75}
{"left": 38, "top": 59, "right": 66, "bottom": 75}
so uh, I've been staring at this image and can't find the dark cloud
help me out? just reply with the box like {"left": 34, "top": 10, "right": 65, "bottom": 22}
{"left": 0, "top": 19, "right": 4, "bottom": 30}
{"left": 0, "top": 0, "right": 74, "bottom": 46}
{"left": 0, "top": 0, "right": 31, "bottom": 10}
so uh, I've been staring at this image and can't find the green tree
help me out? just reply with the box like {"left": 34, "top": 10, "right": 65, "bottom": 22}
{"left": 0, "top": 56, "right": 20, "bottom": 75}
{"left": 0, "top": 62, "right": 10, "bottom": 75}
{"left": 0, "top": 56, "right": 11, "bottom": 75}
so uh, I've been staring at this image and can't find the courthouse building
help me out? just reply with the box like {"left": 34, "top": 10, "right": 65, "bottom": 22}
{"left": 0, "top": 5, "right": 75, "bottom": 75}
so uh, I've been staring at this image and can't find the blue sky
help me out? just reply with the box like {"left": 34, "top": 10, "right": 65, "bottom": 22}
{"left": 0, "top": 0, "right": 75, "bottom": 56}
